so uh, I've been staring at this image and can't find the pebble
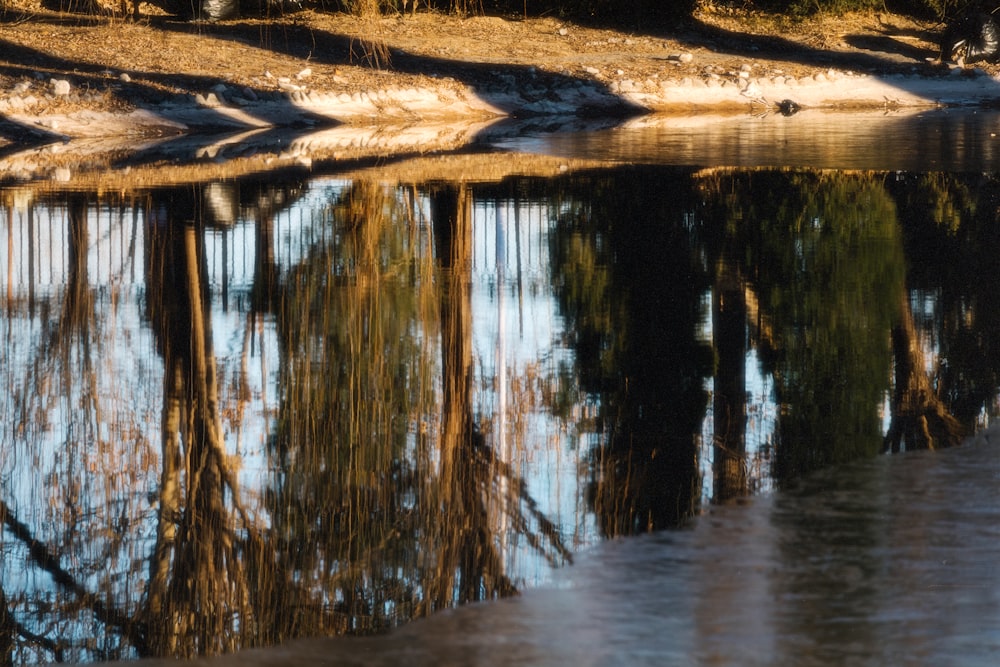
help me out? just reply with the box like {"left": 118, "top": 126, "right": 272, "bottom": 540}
{"left": 741, "top": 81, "right": 764, "bottom": 99}
{"left": 296, "top": 67, "right": 312, "bottom": 80}
{"left": 195, "top": 92, "right": 222, "bottom": 107}
{"left": 584, "top": 66, "right": 600, "bottom": 75}
{"left": 119, "top": 73, "right": 131, "bottom": 83}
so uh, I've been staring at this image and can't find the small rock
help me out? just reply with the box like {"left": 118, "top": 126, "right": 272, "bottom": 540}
{"left": 584, "top": 66, "right": 600, "bottom": 75}
{"left": 776, "top": 99, "right": 801, "bottom": 116}
{"left": 242, "top": 87, "right": 258, "bottom": 100}
{"left": 558, "top": 27, "right": 568, "bottom": 36}
{"left": 195, "top": 92, "right": 222, "bottom": 107}
{"left": 278, "top": 81, "right": 303, "bottom": 92}
{"left": 119, "top": 73, "right": 132, "bottom": 83}
{"left": 740, "top": 63, "right": 753, "bottom": 72}
{"left": 740, "top": 81, "right": 763, "bottom": 99}
{"left": 296, "top": 67, "right": 312, "bottom": 80}
{"left": 13, "top": 81, "right": 31, "bottom": 94}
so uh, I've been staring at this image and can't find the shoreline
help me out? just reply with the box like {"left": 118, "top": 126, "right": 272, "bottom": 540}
{"left": 5, "top": 63, "right": 1000, "bottom": 142}
{"left": 5, "top": 8, "right": 1000, "bottom": 184}
{"left": 4, "top": 8, "right": 1000, "bottom": 145}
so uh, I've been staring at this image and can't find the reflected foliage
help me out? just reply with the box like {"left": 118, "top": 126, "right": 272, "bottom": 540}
{"left": 550, "top": 168, "right": 714, "bottom": 534}
{"left": 3, "top": 163, "right": 1000, "bottom": 665}
{"left": 700, "top": 170, "right": 905, "bottom": 479}
{"left": 892, "top": 172, "right": 1000, "bottom": 426}
{"left": 269, "top": 181, "right": 438, "bottom": 634}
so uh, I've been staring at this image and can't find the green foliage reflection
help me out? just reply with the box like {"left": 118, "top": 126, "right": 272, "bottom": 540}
{"left": 702, "top": 170, "right": 904, "bottom": 479}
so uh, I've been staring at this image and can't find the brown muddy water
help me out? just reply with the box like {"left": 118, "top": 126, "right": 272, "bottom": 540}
{"left": 3, "top": 109, "right": 1000, "bottom": 666}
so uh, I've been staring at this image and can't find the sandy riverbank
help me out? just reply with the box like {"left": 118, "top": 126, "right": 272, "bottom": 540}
{"left": 3, "top": 7, "right": 1000, "bottom": 142}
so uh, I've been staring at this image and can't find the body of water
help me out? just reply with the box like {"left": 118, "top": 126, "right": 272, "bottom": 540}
{"left": 2, "top": 109, "right": 1000, "bottom": 665}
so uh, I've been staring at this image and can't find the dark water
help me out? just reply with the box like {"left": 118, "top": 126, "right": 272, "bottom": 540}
{"left": 227, "top": 434, "right": 1000, "bottom": 667}
{"left": 3, "top": 110, "right": 1000, "bottom": 665}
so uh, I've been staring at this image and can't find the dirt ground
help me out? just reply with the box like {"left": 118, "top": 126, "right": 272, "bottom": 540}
{"left": 0, "top": 2, "right": 957, "bottom": 118}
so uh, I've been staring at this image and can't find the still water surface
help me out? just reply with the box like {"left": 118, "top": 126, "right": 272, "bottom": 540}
{"left": 2, "top": 109, "right": 1000, "bottom": 664}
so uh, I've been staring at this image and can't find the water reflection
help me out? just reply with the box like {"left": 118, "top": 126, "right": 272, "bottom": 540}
{"left": 2, "top": 158, "right": 1000, "bottom": 663}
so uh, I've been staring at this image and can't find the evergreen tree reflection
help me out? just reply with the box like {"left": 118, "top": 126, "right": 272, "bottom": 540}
{"left": 891, "top": 173, "right": 1000, "bottom": 430}
{"left": 700, "top": 170, "right": 905, "bottom": 480}
{"left": 550, "top": 168, "right": 714, "bottom": 534}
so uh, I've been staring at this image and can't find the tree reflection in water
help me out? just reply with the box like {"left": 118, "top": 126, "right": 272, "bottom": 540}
{"left": 1, "top": 165, "right": 1000, "bottom": 663}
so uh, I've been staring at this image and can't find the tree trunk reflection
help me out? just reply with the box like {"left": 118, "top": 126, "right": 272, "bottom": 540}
{"left": 713, "top": 259, "right": 748, "bottom": 501}
{"left": 428, "top": 185, "right": 515, "bottom": 609}
{"left": 883, "top": 292, "right": 965, "bottom": 452}
{"left": 143, "top": 192, "right": 259, "bottom": 657}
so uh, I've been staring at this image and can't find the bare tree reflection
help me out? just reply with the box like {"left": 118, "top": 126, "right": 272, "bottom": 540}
{"left": 0, "top": 587, "right": 11, "bottom": 667}
{"left": 428, "top": 184, "right": 515, "bottom": 605}
{"left": 142, "top": 188, "right": 263, "bottom": 657}
{"left": 265, "top": 181, "right": 569, "bottom": 637}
